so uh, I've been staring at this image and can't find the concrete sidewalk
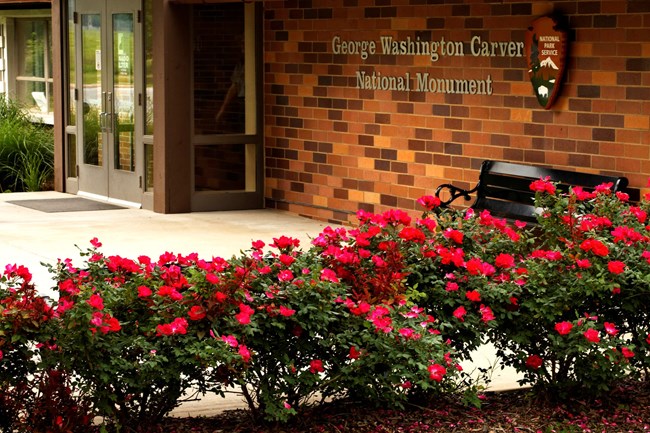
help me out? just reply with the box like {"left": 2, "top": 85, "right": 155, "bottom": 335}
{"left": 0, "top": 191, "right": 521, "bottom": 417}
{"left": 0, "top": 191, "right": 334, "bottom": 299}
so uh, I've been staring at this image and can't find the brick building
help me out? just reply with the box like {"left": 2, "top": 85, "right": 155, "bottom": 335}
{"left": 37, "top": 1, "right": 650, "bottom": 222}
{"left": 261, "top": 0, "right": 650, "bottom": 224}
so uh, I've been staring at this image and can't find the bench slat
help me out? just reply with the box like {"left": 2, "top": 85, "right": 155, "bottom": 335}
{"left": 484, "top": 161, "right": 628, "bottom": 190}
{"left": 435, "top": 160, "right": 633, "bottom": 225}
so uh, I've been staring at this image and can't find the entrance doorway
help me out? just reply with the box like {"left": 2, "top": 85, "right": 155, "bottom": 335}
{"left": 71, "top": 0, "right": 143, "bottom": 206}
{"left": 190, "top": 2, "right": 263, "bottom": 211}
{"left": 61, "top": 1, "right": 262, "bottom": 213}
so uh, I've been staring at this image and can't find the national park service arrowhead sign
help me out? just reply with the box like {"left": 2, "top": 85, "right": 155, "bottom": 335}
{"left": 524, "top": 16, "right": 568, "bottom": 109}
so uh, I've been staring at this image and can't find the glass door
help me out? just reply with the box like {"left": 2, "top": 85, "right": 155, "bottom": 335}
{"left": 191, "top": 2, "right": 263, "bottom": 211}
{"left": 75, "top": 0, "right": 142, "bottom": 206}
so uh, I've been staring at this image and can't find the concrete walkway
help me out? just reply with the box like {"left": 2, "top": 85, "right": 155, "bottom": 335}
{"left": 0, "top": 191, "right": 521, "bottom": 418}
{"left": 0, "top": 191, "right": 334, "bottom": 299}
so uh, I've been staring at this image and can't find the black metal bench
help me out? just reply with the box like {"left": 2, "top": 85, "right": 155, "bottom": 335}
{"left": 434, "top": 160, "right": 632, "bottom": 224}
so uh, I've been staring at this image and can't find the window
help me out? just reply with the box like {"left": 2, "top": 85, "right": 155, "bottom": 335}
{"left": 0, "top": 23, "right": 5, "bottom": 94}
{"left": 192, "top": 3, "right": 261, "bottom": 194}
{"left": 143, "top": 0, "right": 154, "bottom": 191}
{"left": 0, "top": 12, "right": 53, "bottom": 124}
{"left": 15, "top": 19, "right": 52, "bottom": 118}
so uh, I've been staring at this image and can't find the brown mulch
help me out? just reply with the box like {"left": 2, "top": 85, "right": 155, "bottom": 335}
{"left": 156, "top": 382, "right": 650, "bottom": 433}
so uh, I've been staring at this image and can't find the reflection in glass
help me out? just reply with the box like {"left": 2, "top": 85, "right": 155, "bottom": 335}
{"left": 81, "top": 14, "right": 102, "bottom": 166}
{"left": 144, "top": 0, "right": 154, "bottom": 136}
{"left": 145, "top": 143, "right": 154, "bottom": 192}
{"left": 113, "top": 13, "right": 135, "bottom": 172}
{"left": 15, "top": 19, "right": 52, "bottom": 113}
{"left": 17, "top": 20, "right": 46, "bottom": 77}
{"left": 16, "top": 81, "right": 45, "bottom": 111}
{"left": 194, "top": 144, "right": 249, "bottom": 191}
{"left": 67, "top": 133, "right": 77, "bottom": 177}
{"left": 193, "top": 3, "right": 245, "bottom": 134}
{"left": 67, "top": 0, "right": 76, "bottom": 125}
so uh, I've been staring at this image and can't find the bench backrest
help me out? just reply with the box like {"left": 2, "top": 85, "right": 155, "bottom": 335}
{"left": 473, "top": 160, "right": 630, "bottom": 223}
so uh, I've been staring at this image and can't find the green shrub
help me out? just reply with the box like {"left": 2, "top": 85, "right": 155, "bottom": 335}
{"left": 30, "top": 235, "right": 461, "bottom": 429}
{"left": 4, "top": 181, "right": 650, "bottom": 430}
{"left": 0, "top": 97, "right": 54, "bottom": 192}
{"left": 409, "top": 182, "right": 650, "bottom": 398}
{"left": 41, "top": 242, "right": 237, "bottom": 429}
{"left": 487, "top": 182, "right": 650, "bottom": 397}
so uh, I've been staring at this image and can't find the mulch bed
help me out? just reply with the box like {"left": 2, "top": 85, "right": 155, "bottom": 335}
{"left": 155, "top": 381, "right": 650, "bottom": 433}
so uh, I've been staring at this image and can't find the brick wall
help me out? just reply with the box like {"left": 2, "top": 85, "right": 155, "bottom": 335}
{"left": 263, "top": 0, "right": 650, "bottom": 224}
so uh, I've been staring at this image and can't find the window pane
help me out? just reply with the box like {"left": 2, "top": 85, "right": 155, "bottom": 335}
{"left": 113, "top": 13, "right": 135, "bottom": 172}
{"left": 47, "top": 82, "right": 53, "bottom": 113}
{"left": 16, "top": 20, "right": 46, "bottom": 78}
{"left": 82, "top": 14, "right": 102, "bottom": 166}
{"left": 195, "top": 143, "right": 251, "bottom": 191}
{"left": 16, "top": 80, "right": 46, "bottom": 112}
{"left": 193, "top": 4, "right": 245, "bottom": 135}
{"left": 47, "top": 21, "right": 52, "bottom": 80}
{"left": 145, "top": 143, "right": 154, "bottom": 191}
{"left": 144, "top": 0, "right": 154, "bottom": 135}
{"left": 15, "top": 19, "right": 50, "bottom": 113}
{"left": 67, "top": 133, "right": 77, "bottom": 177}
{"left": 68, "top": 0, "right": 76, "bottom": 125}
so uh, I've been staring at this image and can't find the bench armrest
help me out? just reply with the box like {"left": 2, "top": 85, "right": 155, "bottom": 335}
{"left": 434, "top": 183, "right": 479, "bottom": 208}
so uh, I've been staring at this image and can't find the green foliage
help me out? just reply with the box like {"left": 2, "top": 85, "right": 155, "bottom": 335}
{"left": 399, "top": 183, "right": 650, "bottom": 398}
{"left": 3, "top": 181, "right": 650, "bottom": 430}
{"left": 487, "top": 183, "right": 650, "bottom": 397}
{"left": 0, "top": 266, "right": 89, "bottom": 433}
{"left": 40, "top": 246, "right": 237, "bottom": 429}
{"left": 0, "top": 233, "right": 460, "bottom": 429}
{"left": 0, "top": 97, "right": 54, "bottom": 192}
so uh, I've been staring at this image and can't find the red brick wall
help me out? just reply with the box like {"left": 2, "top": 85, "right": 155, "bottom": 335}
{"left": 263, "top": 0, "right": 650, "bottom": 224}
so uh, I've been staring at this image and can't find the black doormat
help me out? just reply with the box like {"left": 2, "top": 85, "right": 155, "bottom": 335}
{"left": 7, "top": 197, "right": 126, "bottom": 213}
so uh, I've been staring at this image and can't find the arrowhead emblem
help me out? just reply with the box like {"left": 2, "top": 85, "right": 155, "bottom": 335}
{"left": 524, "top": 16, "right": 568, "bottom": 109}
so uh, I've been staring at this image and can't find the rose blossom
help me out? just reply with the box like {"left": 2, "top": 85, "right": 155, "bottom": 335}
{"left": 555, "top": 321, "right": 573, "bottom": 335}
{"left": 607, "top": 261, "right": 625, "bottom": 275}
{"left": 309, "top": 359, "right": 324, "bottom": 374}
{"left": 583, "top": 329, "right": 600, "bottom": 343}
{"left": 428, "top": 363, "right": 446, "bottom": 382}
{"left": 525, "top": 354, "right": 543, "bottom": 370}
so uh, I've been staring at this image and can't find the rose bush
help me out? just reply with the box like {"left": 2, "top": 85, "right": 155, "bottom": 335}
{"left": 404, "top": 201, "right": 530, "bottom": 361}
{"left": 166, "top": 235, "right": 458, "bottom": 423}
{"left": 1, "top": 266, "right": 45, "bottom": 431}
{"left": 410, "top": 179, "right": 650, "bottom": 397}
{"left": 309, "top": 205, "right": 493, "bottom": 403}
{"left": 1, "top": 265, "right": 93, "bottom": 433}
{"left": 5, "top": 232, "right": 460, "bottom": 429}
{"left": 0, "top": 265, "right": 49, "bottom": 389}
{"left": 40, "top": 241, "right": 241, "bottom": 429}
{"left": 486, "top": 180, "right": 650, "bottom": 396}
{"left": 3, "top": 178, "right": 650, "bottom": 431}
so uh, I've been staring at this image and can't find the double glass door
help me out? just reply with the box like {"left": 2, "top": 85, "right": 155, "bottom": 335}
{"left": 74, "top": 0, "right": 142, "bottom": 205}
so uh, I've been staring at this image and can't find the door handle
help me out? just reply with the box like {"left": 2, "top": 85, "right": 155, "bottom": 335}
{"left": 100, "top": 91, "right": 106, "bottom": 132}
{"left": 105, "top": 91, "right": 113, "bottom": 134}
{"left": 100, "top": 91, "right": 113, "bottom": 133}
